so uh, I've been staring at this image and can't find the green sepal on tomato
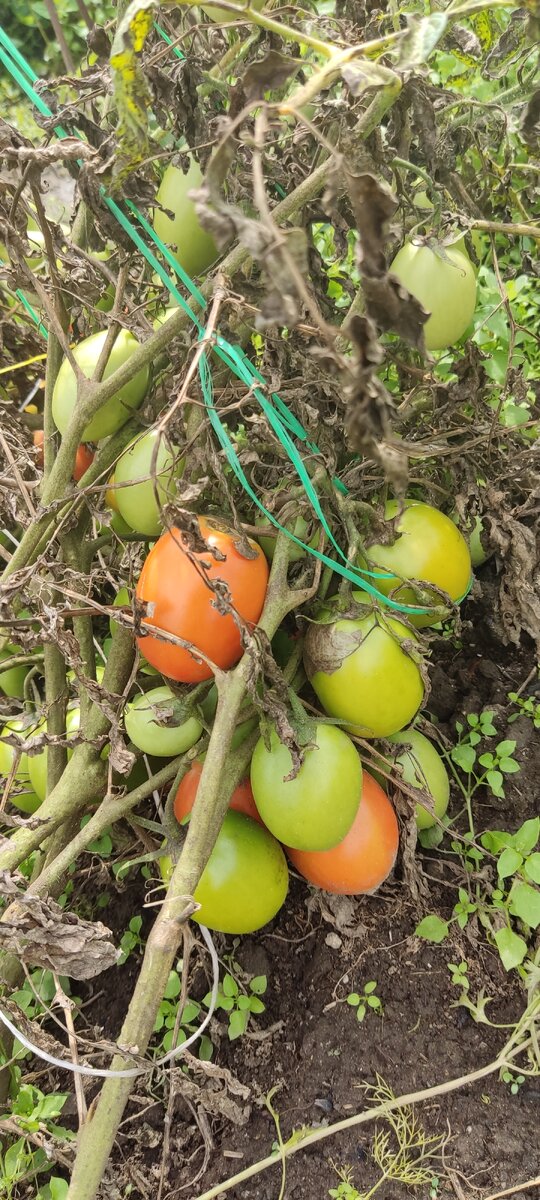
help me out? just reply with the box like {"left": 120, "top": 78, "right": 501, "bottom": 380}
{"left": 161, "top": 809, "right": 288, "bottom": 934}
{"left": 125, "top": 685, "right": 203, "bottom": 757}
{"left": 250, "top": 723, "right": 362, "bottom": 851}
{"left": 304, "top": 604, "right": 425, "bottom": 739}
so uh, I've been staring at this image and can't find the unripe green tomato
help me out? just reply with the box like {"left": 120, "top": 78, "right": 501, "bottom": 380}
{"left": 256, "top": 511, "right": 319, "bottom": 564}
{"left": 386, "top": 728, "right": 450, "bottom": 830}
{"left": 153, "top": 157, "right": 217, "bottom": 280}
{"left": 28, "top": 707, "right": 80, "bottom": 802}
{"left": 0, "top": 647, "right": 28, "bottom": 700}
{"left": 390, "top": 241, "right": 477, "bottom": 351}
{"left": 0, "top": 716, "right": 42, "bottom": 813}
{"left": 52, "top": 329, "right": 150, "bottom": 442}
{"left": 451, "top": 511, "right": 490, "bottom": 569}
{"left": 114, "top": 430, "right": 184, "bottom": 537}
{"left": 162, "top": 810, "right": 289, "bottom": 933}
{"left": 202, "top": 0, "right": 264, "bottom": 23}
{"left": 250, "top": 724, "right": 362, "bottom": 851}
{"left": 152, "top": 306, "right": 178, "bottom": 330}
{"left": 364, "top": 500, "right": 472, "bottom": 628}
{"left": 304, "top": 605, "right": 424, "bottom": 739}
{"left": 124, "top": 685, "right": 203, "bottom": 757}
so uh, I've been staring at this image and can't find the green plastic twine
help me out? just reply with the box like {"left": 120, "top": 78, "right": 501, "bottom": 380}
{"left": 0, "top": 22, "right": 441, "bottom": 616}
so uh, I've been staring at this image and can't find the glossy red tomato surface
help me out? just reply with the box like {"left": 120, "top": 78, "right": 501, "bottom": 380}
{"left": 173, "top": 760, "right": 262, "bottom": 825}
{"left": 135, "top": 516, "right": 269, "bottom": 682}
{"left": 287, "top": 771, "right": 399, "bottom": 894}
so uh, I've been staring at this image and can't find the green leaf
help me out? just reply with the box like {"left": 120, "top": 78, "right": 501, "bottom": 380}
{"left": 347, "top": 993, "right": 361, "bottom": 1006}
{"left": 164, "top": 971, "right": 181, "bottom": 999}
{"left": 217, "top": 996, "right": 235, "bottom": 1012}
{"left": 478, "top": 752, "right": 495, "bottom": 768}
{"left": 356, "top": 1003, "right": 366, "bottom": 1022}
{"left": 228, "top": 1010, "right": 248, "bottom": 1040}
{"left": 198, "top": 1035, "right": 214, "bottom": 1061}
{"left": 508, "top": 882, "right": 540, "bottom": 929}
{"left": 364, "top": 980, "right": 378, "bottom": 994}
{"left": 367, "top": 995, "right": 382, "bottom": 1009}
{"left": 481, "top": 830, "right": 512, "bottom": 853}
{"left": 497, "top": 847, "right": 523, "bottom": 879}
{"left": 237, "top": 995, "right": 251, "bottom": 1011}
{"left": 222, "top": 974, "right": 238, "bottom": 998}
{"left": 499, "top": 758, "right": 520, "bottom": 774}
{"left": 495, "top": 740, "right": 516, "bottom": 757}
{"left": 249, "top": 996, "right": 266, "bottom": 1014}
{"left": 467, "top": 713, "right": 479, "bottom": 727}
{"left": 415, "top": 915, "right": 450, "bottom": 944}
{"left": 250, "top": 975, "right": 267, "bottom": 995}
{"left": 514, "top": 818, "right": 540, "bottom": 855}
{"left": 524, "top": 853, "right": 540, "bottom": 885}
{"left": 451, "top": 744, "right": 476, "bottom": 772}
{"left": 494, "top": 927, "right": 528, "bottom": 971}
{"left": 418, "top": 822, "right": 445, "bottom": 849}
{"left": 486, "top": 770, "right": 505, "bottom": 797}
{"left": 181, "top": 1001, "right": 200, "bottom": 1025}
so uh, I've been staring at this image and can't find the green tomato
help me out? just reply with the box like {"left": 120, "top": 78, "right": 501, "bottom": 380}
{"left": 250, "top": 724, "right": 362, "bottom": 851}
{"left": 114, "top": 430, "right": 183, "bottom": 537}
{"left": 390, "top": 241, "right": 477, "bottom": 351}
{"left": 365, "top": 500, "right": 472, "bottom": 628}
{"left": 451, "top": 511, "right": 490, "bottom": 569}
{"left": 52, "top": 329, "right": 150, "bottom": 442}
{"left": 304, "top": 605, "right": 425, "bottom": 739}
{"left": 0, "top": 716, "right": 42, "bottom": 813}
{"left": 190, "top": 810, "right": 288, "bottom": 933}
{"left": 386, "top": 728, "right": 450, "bottom": 830}
{"left": 0, "top": 647, "right": 28, "bottom": 700}
{"left": 28, "top": 707, "right": 80, "bottom": 802}
{"left": 256, "top": 511, "right": 320, "bottom": 564}
{"left": 125, "top": 685, "right": 203, "bottom": 757}
{"left": 153, "top": 157, "right": 217, "bottom": 280}
{"left": 202, "top": 0, "right": 263, "bottom": 23}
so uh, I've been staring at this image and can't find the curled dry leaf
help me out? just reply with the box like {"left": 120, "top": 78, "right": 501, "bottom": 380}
{"left": 0, "top": 877, "right": 120, "bottom": 979}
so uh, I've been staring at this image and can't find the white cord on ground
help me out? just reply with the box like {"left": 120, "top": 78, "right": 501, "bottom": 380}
{"left": 0, "top": 922, "right": 219, "bottom": 1080}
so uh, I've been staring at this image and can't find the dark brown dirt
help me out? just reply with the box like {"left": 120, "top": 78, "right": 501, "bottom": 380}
{"left": 79, "top": 567, "right": 540, "bottom": 1200}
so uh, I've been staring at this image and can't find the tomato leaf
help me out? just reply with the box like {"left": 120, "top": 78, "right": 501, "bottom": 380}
{"left": 109, "top": 0, "right": 156, "bottom": 184}
{"left": 398, "top": 13, "right": 448, "bottom": 67}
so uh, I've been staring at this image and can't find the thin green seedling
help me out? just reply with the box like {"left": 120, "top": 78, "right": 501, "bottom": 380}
{"left": 445, "top": 710, "right": 520, "bottom": 835}
{"left": 329, "top": 1164, "right": 361, "bottom": 1199}
{"left": 153, "top": 966, "right": 213, "bottom": 1061}
{"left": 118, "top": 915, "right": 144, "bottom": 965}
{"left": 508, "top": 688, "right": 540, "bottom": 730}
{"left": 501, "top": 1067, "right": 525, "bottom": 1095}
{"left": 203, "top": 972, "right": 267, "bottom": 1041}
{"left": 345, "top": 981, "right": 383, "bottom": 1023}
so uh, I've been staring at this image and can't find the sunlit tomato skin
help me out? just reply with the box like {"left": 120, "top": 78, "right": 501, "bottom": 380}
{"left": 73, "top": 443, "right": 94, "bottom": 481}
{"left": 288, "top": 771, "right": 398, "bottom": 895}
{"left": 203, "top": 0, "right": 263, "bottom": 22}
{"left": 0, "top": 717, "right": 42, "bottom": 814}
{"left": 125, "top": 685, "right": 203, "bottom": 757}
{"left": 365, "top": 501, "right": 472, "bottom": 628}
{"left": 390, "top": 241, "right": 477, "bottom": 351}
{"left": 153, "top": 157, "right": 217, "bottom": 281}
{"left": 250, "top": 724, "right": 362, "bottom": 851}
{"left": 52, "top": 329, "right": 150, "bottom": 442}
{"left": 386, "top": 728, "right": 450, "bottom": 831}
{"left": 28, "top": 707, "right": 80, "bottom": 802}
{"left": 173, "top": 759, "right": 262, "bottom": 825}
{"left": 304, "top": 606, "right": 424, "bottom": 739}
{"left": 0, "top": 647, "right": 27, "bottom": 700}
{"left": 114, "top": 430, "right": 183, "bottom": 537}
{"left": 135, "top": 516, "right": 269, "bottom": 683}
{"left": 33, "top": 429, "right": 45, "bottom": 469}
{"left": 191, "top": 811, "right": 288, "bottom": 933}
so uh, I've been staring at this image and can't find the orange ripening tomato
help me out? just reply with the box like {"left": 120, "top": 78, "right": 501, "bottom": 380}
{"left": 135, "top": 515, "right": 269, "bottom": 683}
{"left": 173, "top": 760, "right": 263, "bottom": 826}
{"left": 73, "top": 443, "right": 94, "bottom": 482}
{"left": 287, "top": 771, "right": 399, "bottom": 895}
{"left": 33, "top": 428, "right": 44, "bottom": 469}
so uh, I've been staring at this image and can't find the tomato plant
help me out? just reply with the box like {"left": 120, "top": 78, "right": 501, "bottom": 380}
{"left": 288, "top": 771, "right": 399, "bottom": 894}
{"left": 173, "top": 760, "right": 261, "bottom": 825}
{"left": 153, "top": 157, "right": 217, "bottom": 280}
{"left": 304, "top": 606, "right": 424, "bottom": 738}
{"left": 135, "top": 516, "right": 269, "bottom": 682}
{"left": 72, "top": 443, "right": 94, "bottom": 482}
{"left": 124, "top": 685, "right": 203, "bottom": 757}
{"left": 0, "top": 646, "right": 27, "bottom": 700}
{"left": 28, "top": 707, "right": 80, "bottom": 802}
{"left": 0, "top": 716, "right": 42, "bottom": 814}
{"left": 113, "top": 430, "right": 183, "bottom": 537}
{"left": 162, "top": 810, "right": 288, "bottom": 934}
{"left": 52, "top": 329, "right": 150, "bottom": 442}
{"left": 390, "top": 240, "right": 477, "bottom": 351}
{"left": 365, "top": 500, "right": 472, "bottom": 626}
{"left": 386, "top": 728, "right": 450, "bottom": 830}
{"left": 250, "top": 723, "right": 362, "bottom": 850}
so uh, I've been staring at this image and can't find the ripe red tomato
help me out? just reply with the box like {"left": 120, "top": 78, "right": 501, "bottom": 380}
{"left": 135, "top": 516, "right": 269, "bottom": 682}
{"left": 287, "top": 771, "right": 399, "bottom": 894}
{"left": 33, "top": 428, "right": 44, "bottom": 468}
{"left": 73, "top": 444, "right": 94, "bottom": 482}
{"left": 173, "top": 760, "right": 262, "bottom": 825}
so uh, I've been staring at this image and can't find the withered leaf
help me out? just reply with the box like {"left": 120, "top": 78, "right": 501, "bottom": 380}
{"left": 242, "top": 50, "right": 299, "bottom": 102}
{"left": 341, "top": 60, "right": 398, "bottom": 98}
{"left": 346, "top": 173, "right": 398, "bottom": 278}
{"left": 363, "top": 274, "right": 428, "bottom": 350}
{"left": 0, "top": 882, "right": 120, "bottom": 980}
{"left": 521, "top": 89, "right": 540, "bottom": 148}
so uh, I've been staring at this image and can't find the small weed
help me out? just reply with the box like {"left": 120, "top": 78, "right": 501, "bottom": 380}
{"left": 329, "top": 1164, "right": 361, "bottom": 1199}
{"left": 341, "top": 1076, "right": 445, "bottom": 1200}
{"left": 203, "top": 972, "right": 267, "bottom": 1041}
{"left": 447, "top": 960, "right": 469, "bottom": 991}
{"left": 508, "top": 687, "right": 540, "bottom": 730}
{"left": 153, "top": 966, "right": 213, "bottom": 1061}
{"left": 450, "top": 711, "right": 519, "bottom": 814}
{"left": 118, "top": 916, "right": 144, "bottom": 965}
{"left": 346, "top": 981, "right": 383, "bottom": 1023}
{"left": 0, "top": 1083, "right": 72, "bottom": 1198}
{"left": 501, "top": 1068, "right": 525, "bottom": 1095}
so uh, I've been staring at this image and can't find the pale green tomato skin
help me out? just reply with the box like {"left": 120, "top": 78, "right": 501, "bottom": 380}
{"left": 202, "top": 0, "right": 263, "bottom": 22}
{"left": 250, "top": 724, "right": 362, "bottom": 851}
{"left": 386, "top": 728, "right": 450, "bottom": 830}
{"left": 153, "top": 158, "right": 217, "bottom": 280}
{"left": 192, "top": 811, "right": 289, "bottom": 934}
{"left": 125, "top": 685, "right": 203, "bottom": 757}
{"left": 256, "top": 513, "right": 316, "bottom": 564}
{"left": 28, "top": 707, "right": 80, "bottom": 802}
{"left": 390, "top": 242, "right": 477, "bottom": 351}
{"left": 451, "top": 511, "right": 490, "bottom": 568}
{"left": 306, "top": 607, "right": 424, "bottom": 739}
{"left": 0, "top": 717, "right": 42, "bottom": 813}
{"left": 0, "top": 648, "right": 27, "bottom": 699}
{"left": 114, "top": 430, "right": 183, "bottom": 537}
{"left": 52, "top": 330, "right": 150, "bottom": 442}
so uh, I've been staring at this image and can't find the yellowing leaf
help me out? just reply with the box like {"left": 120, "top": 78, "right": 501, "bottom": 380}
{"left": 110, "top": 0, "right": 157, "bottom": 184}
